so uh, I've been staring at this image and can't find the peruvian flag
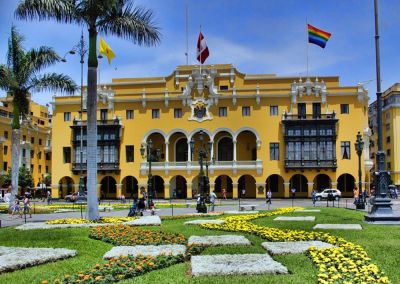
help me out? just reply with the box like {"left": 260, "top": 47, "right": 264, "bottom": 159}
{"left": 196, "top": 32, "right": 209, "bottom": 64}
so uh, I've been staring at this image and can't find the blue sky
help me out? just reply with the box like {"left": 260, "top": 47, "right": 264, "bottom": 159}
{"left": 0, "top": 0, "right": 400, "bottom": 106}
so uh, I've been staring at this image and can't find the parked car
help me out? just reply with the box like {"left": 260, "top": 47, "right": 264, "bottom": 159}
{"left": 65, "top": 192, "right": 86, "bottom": 202}
{"left": 315, "top": 189, "right": 341, "bottom": 201}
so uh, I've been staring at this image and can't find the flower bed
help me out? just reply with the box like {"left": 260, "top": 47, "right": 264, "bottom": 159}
{"left": 46, "top": 217, "right": 137, "bottom": 225}
{"left": 46, "top": 254, "right": 184, "bottom": 284}
{"left": 201, "top": 208, "right": 390, "bottom": 284}
{"left": 90, "top": 225, "right": 186, "bottom": 246}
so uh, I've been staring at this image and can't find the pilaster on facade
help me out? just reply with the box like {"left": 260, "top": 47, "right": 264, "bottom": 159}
{"left": 232, "top": 182, "right": 239, "bottom": 199}
{"left": 331, "top": 182, "right": 338, "bottom": 189}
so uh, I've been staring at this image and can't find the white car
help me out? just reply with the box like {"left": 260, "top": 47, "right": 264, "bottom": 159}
{"left": 315, "top": 189, "right": 341, "bottom": 201}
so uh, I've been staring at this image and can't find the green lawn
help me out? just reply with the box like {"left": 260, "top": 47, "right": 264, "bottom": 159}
{"left": 0, "top": 208, "right": 399, "bottom": 284}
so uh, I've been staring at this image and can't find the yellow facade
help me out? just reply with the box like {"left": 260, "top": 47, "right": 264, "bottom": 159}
{"left": 369, "top": 83, "right": 400, "bottom": 186}
{"left": 52, "top": 64, "right": 369, "bottom": 199}
{"left": 0, "top": 94, "right": 51, "bottom": 194}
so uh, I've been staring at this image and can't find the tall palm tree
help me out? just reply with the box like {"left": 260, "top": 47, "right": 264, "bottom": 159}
{"left": 16, "top": 0, "right": 161, "bottom": 220}
{"left": 0, "top": 26, "right": 77, "bottom": 209}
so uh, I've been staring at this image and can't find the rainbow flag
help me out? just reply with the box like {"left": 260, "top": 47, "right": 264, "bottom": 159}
{"left": 308, "top": 24, "right": 331, "bottom": 48}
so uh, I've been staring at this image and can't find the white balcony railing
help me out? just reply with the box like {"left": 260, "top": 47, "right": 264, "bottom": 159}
{"left": 140, "top": 160, "right": 263, "bottom": 175}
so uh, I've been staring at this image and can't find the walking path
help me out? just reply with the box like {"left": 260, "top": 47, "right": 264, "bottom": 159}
{"left": 1, "top": 198, "right": 400, "bottom": 228}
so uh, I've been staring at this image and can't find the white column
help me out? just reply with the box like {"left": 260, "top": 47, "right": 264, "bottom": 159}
{"left": 210, "top": 140, "right": 214, "bottom": 161}
{"left": 165, "top": 142, "right": 169, "bottom": 162}
{"left": 233, "top": 140, "right": 237, "bottom": 161}
{"left": 187, "top": 142, "right": 191, "bottom": 162}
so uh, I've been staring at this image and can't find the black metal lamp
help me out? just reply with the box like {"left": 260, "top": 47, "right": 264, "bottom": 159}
{"left": 355, "top": 131, "right": 365, "bottom": 209}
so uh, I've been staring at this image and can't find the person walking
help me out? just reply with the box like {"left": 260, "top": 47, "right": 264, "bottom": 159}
{"left": 222, "top": 188, "right": 227, "bottom": 200}
{"left": 12, "top": 197, "right": 22, "bottom": 218}
{"left": 210, "top": 190, "right": 217, "bottom": 212}
{"left": 353, "top": 187, "right": 359, "bottom": 205}
{"left": 312, "top": 189, "right": 317, "bottom": 206}
{"left": 23, "top": 195, "right": 32, "bottom": 218}
{"left": 266, "top": 189, "right": 272, "bottom": 206}
{"left": 47, "top": 190, "right": 52, "bottom": 205}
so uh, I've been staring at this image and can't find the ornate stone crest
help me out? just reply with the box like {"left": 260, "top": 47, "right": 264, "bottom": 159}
{"left": 188, "top": 98, "right": 212, "bottom": 122}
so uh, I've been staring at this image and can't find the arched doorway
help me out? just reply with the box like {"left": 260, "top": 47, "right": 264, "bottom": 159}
{"left": 152, "top": 175, "right": 165, "bottom": 199}
{"left": 214, "top": 175, "right": 233, "bottom": 198}
{"left": 238, "top": 175, "right": 256, "bottom": 198}
{"left": 290, "top": 174, "right": 308, "bottom": 196}
{"left": 100, "top": 176, "right": 117, "bottom": 199}
{"left": 170, "top": 175, "right": 187, "bottom": 199}
{"left": 175, "top": 138, "right": 188, "bottom": 162}
{"left": 266, "top": 174, "right": 284, "bottom": 198}
{"left": 337, "top": 174, "right": 355, "bottom": 194}
{"left": 236, "top": 130, "right": 257, "bottom": 161}
{"left": 58, "top": 176, "right": 74, "bottom": 198}
{"left": 313, "top": 174, "right": 332, "bottom": 192}
{"left": 121, "top": 176, "right": 138, "bottom": 199}
{"left": 217, "top": 137, "right": 233, "bottom": 161}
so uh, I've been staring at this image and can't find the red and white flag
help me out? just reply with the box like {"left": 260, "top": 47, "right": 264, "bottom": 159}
{"left": 196, "top": 32, "right": 209, "bottom": 64}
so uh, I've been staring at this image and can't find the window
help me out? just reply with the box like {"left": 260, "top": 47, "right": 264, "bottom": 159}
{"left": 242, "top": 106, "right": 250, "bottom": 116}
{"left": 31, "top": 137, "right": 34, "bottom": 144}
{"left": 100, "top": 109, "right": 108, "bottom": 120}
{"left": 126, "top": 110, "right": 134, "bottom": 120}
{"left": 46, "top": 152, "right": 51, "bottom": 161}
{"left": 3, "top": 146, "right": 7, "bottom": 155}
{"left": 387, "top": 149, "right": 391, "bottom": 156}
{"left": 39, "top": 138, "right": 42, "bottom": 145}
{"left": 4, "top": 131, "right": 8, "bottom": 139}
{"left": 23, "top": 135, "right": 26, "bottom": 141}
{"left": 219, "top": 85, "right": 228, "bottom": 90}
{"left": 298, "top": 103, "right": 306, "bottom": 118}
{"left": 38, "top": 165, "right": 42, "bottom": 173}
{"left": 38, "top": 151, "right": 42, "bottom": 159}
{"left": 45, "top": 166, "right": 49, "bottom": 173}
{"left": 386, "top": 123, "right": 390, "bottom": 131}
{"left": 174, "top": 108, "right": 182, "bottom": 118}
{"left": 63, "top": 147, "right": 71, "bottom": 163}
{"left": 387, "top": 162, "right": 391, "bottom": 170}
{"left": 219, "top": 107, "right": 227, "bottom": 117}
{"left": 341, "top": 141, "right": 351, "bottom": 159}
{"left": 312, "top": 103, "right": 321, "bottom": 118}
{"left": 270, "top": 143, "right": 279, "bottom": 160}
{"left": 270, "top": 106, "right": 278, "bottom": 116}
{"left": 31, "top": 165, "right": 34, "bottom": 172}
{"left": 22, "top": 149, "right": 26, "bottom": 158}
{"left": 64, "top": 112, "right": 71, "bottom": 121}
{"left": 3, "top": 162, "right": 7, "bottom": 171}
{"left": 386, "top": 136, "right": 391, "bottom": 143}
{"left": 126, "top": 145, "right": 134, "bottom": 162}
{"left": 340, "top": 104, "right": 349, "bottom": 114}
{"left": 152, "top": 109, "right": 160, "bottom": 119}
{"left": 30, "top": 150, "right": 34, "bottom": 158}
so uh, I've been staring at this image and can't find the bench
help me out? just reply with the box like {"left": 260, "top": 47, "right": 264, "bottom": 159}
{"left": 240, "top": 205, "right": 258, "bottom": 211}
{"left": 99, "top": 206, "right": 113, "bottom": 212}
{"left": 185, "top": 203, "right": 196, "bottom": 208}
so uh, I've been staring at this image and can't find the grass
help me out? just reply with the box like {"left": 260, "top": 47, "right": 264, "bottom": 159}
{"left": 0, "top": 208, "right": 399, "bottom": 283}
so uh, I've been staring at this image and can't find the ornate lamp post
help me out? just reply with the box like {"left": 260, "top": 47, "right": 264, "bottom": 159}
{"left": 190, "top": 130, "right": 212, "bottom": 213}
{"left": 355, "top": 132, "right": 365, "bottom": 209}
{"left": 140, "top": 140, "right": 160, "bottom": 208}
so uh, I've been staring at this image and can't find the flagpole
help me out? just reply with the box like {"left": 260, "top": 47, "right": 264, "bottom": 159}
{"left": 306, "top": 18, "right": 309, "bottom": 78}
{"left": 199, "top": 25, "right": 202, "bottom": 75}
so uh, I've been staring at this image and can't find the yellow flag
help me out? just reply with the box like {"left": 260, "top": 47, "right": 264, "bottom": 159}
{"left": 99, "top": 37, "right": 115, "bottom": 64}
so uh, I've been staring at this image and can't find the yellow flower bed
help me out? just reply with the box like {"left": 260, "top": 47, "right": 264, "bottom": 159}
{"left": 201, "top": 207, "right": 390, "bottom": 284}
{"left": 46, "top": 216, "right": 137, "bottom": 225}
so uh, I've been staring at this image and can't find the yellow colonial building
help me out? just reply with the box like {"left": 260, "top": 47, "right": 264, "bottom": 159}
{"left": 51, "top": 64, "right": 371, "bottom": 199}
{"left": 0, "top": 94, "right": 52, "bottom": 195}
{"left": 369, "top": 83, "right": 400, "bottom": 187}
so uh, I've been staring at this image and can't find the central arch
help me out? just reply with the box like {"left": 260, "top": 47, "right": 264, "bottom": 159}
{"left": 313, "top": 174, "right": 332, "bottom": 192}
{"left": 337, "top": 174, "right": 355, "bottom": 195}
{"left": 266, "top": 174, "right": 284, "bottom": 198}
{"left": 100, "top": 176, "right": 117, "bottom": 199}
{"left": 175, "top": 138, "right": 188, "bottom": 162}
{"left": 289, "top": 174, "right": 308, "bottom": 196}
{"left": 58, "top": 176, "right": 74, "bottom": 198}
{"left": 214, "top": 175, "right": 233, "bottom": 198}
{"left": 170, "top": 175, "right": 187, "bottom": 199}
{"left": 121, "top": 176, "right": 138, "bottom": 199}
{"left": 238, "top": 175, "right": 256, "bottom": 198}
{"left": 152, "top": 175, "right": 165, "bottom": 199}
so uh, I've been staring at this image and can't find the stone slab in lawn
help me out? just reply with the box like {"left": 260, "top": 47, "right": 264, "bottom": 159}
{"left": 103, "top": 245, "right": 186, "bottom": 259}
{"left": 313, "top": 224, "right": 362, "bottom": 230}
{"left": 224, "top": 210, "right": 259, "bottom": 214}
{"left": 294, "top": 209, "right": 321, "bottom": 213}
{"left": 125, "top": 216, "right": 161, "bottom": 226}
{"left": 184, "top": 219, "right": 225, "bottom": 225}
{"left": 261, "top": 241, "right": 336, "bottom": 255}
{"left": 0, "top": 246, "right": 76, "bottom": 273}
{"left": 16, "top": 222, "right": 115, "bottom": 230}
{"left": 191, "top": 254, "right": 288, "bottom": 276}
{"left": 274, "top": 216, "right": 315, "bottom": 221}
{"left": 188, "top": 235, "right": 251, "bottom": 246}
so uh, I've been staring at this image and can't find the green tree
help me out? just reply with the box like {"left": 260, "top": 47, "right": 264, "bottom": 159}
{"left": 0, "top": 26, "right": 76, "bottom": 208}
{"left": 16, "top": 0, "right": 160, "bottom": 220}
{"left": 18, "top": 166, "right": 34, "bottom": 191}
{"left": 44, "top": 173, "right": 51, "bottom": 186}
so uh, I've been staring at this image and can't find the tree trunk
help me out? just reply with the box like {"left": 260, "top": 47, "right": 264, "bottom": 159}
{"left": 10, "top": 129, "right": 20, "bottom": 208}
{"left": 87, "top": 27, "right": 99, "bottom": 220}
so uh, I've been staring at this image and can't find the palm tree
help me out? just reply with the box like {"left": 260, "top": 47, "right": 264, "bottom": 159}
{"left": 16, "top": 0, "right": 161, "bottom": 220}
{"left": 0, "top": 26, "right": 77, "bottom": 209}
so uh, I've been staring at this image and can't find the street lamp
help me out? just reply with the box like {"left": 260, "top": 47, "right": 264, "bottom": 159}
{"left": 355, "top": 131, "right": 365, "bottom": 209}
{"left": 190, "top": 130, "right": 212, "bottom": 213}
{"left": 140, "top": 139, "right": 160, "bottom": 208}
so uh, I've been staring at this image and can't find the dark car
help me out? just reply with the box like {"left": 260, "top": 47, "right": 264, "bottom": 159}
{"left": 65, "top": 192, "right": 87, "bottom": 202}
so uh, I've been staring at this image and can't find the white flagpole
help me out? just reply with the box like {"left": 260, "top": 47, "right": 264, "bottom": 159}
{"left": 306, "top": 18, "right": 309, "bottom": 78}
{"left": 199, "top": 25, "right": 202, "bottom": 75}
{"left": 185, "top": 3, "right": 188, "bottom": 65}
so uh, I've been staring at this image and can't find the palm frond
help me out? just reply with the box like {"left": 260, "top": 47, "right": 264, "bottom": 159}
{"left": 29, "top": 73, "right": 78, "bottom": 94}
{"left": 27, "top": 46, "right": 61, "bottom": 73}
{"left": 7, "top": 26, "right": 26, "bottom": 75}
{"left": 15, "top": 0, "right": 81, "bottom": 25}
{"left": 98, "top": 1, "right": 160, "bottom": 46}
{"left": 0, "top": 65, "right": 18, "bottom": 91}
